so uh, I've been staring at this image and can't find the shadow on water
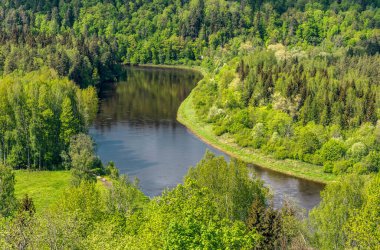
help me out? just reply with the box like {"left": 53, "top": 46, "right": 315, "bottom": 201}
{"left": 90, "top": 66, "right": 324, "bottom": 211}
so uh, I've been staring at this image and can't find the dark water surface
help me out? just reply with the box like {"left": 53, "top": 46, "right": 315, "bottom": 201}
{"left": 90, "top": 66, "right": 324, "bottom": 211}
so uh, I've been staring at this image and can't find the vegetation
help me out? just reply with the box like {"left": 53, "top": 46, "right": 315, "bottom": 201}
{"left": 0, "top": 69, "right": 97, "bottom": 170}
{"left": 0, "top": 0, "right": 378, "bottom": 248}
{"left": 0, "top": 0, "right": 378, "bottom": 179}
{"left": 188, "top": 48, "right": 379, "bottom": 178}
{"left": 0, "top": 152, "right": 311, "bottom": 249}
{"left": 3, "top": 152, "right": 378, "bottom": 249}
{"left": 0, "top": 164, "right": 17, "bottom": 217}
{"left": 14, "top": 171, "right": 71, "bottom": 212}
{"left": 0, "top": 0, "right": 378, "bottom": 86}
{"left": 178, "top": 91, "right": 336, "bottom": 183}
{"left": 310, "top": 173, "right": 380, "bottom": 249}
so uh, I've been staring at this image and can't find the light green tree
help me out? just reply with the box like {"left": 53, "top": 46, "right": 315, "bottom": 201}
{"left": 0, "top": 164, "right": 17, "bottom": 217}
{"left": 69, "top": 134, "right": 101, "bottom": 186}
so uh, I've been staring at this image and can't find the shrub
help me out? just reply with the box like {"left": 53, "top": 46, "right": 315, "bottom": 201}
{"left": 213, "top": 125, "right": 228, "bottom": 136}
{"left": 352, "top": 162, "right": 368, "bottom": 175}
{"left": 251, "top": 123, "right": 267, "bottom": 149}
{"left": 105, "top": 161, "right": 120, "bottom": 179}
{"left": 333, "top": 160, "right": 353, "bottom": 175}
{"left": 320, "top": 139, "right": 346, "bottom": 163}
{"left": 347, "top": 142, "right": 368, "bottom": 162}
{"left": 207, "top": 106, "right": 226, "bottom": 122}
{"left": 234, "top": 128, "right": 253, "bottom": 147}
{"left": 364, "top": 151, "right": 380, "bottom": 173}
{"left": 273, "top": 146, "right": 289, "bottom": 160}
{"left": 323, "top": 161, "right": 334, "bottom": 173}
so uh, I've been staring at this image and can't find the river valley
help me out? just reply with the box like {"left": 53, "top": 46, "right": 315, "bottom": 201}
{"left": 90, "top": 66, "right": 324, "bottom": 211}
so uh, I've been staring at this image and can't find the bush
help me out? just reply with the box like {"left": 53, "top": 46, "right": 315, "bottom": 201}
{"left": 320, "top": 139, "right": 346, "bottom": 163}
{"left": 105, "top": 161, "right": 120, "bottom": 179}
{"left": 234, "top": 128, "right": 253, "bottom": 147}
{"left": 323, "top": 161, "right": 334, "bottom": 173}
{"left": 251, "top": 123, "right": 267, "bottom": 149}
{"left": 213, "top": 125, "right": 228, "bottom": 136}
{"left": 273, "top": 146, "right": 289, "bottom": 160}
{"left": 363, "top": 151, "right": 380, "bottom": 173}
{"left": 295, "top": 124, "right": 322, "bottom": 160}
{"left": 352, "top": 162, "right": 368, "bottom": 174}
{"left": 207, "top": 106, "right": 226, "bottom": 123}
{"left": 347, "top": 142, "right": 368, "bottom": 162}
{"left": 333, "top": 160, "right": 353, "bottom": 175}
{"left": 311, "top": 153, "right": 324, "bottom": 165}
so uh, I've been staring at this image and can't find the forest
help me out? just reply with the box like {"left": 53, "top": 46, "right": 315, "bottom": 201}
{"left": 0, "top": 0, "right": 379, "bottom": 249}
{"left": 192, "top": 49, "right": 380, "bottom": 175}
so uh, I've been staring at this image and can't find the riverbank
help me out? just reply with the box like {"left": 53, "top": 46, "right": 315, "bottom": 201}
{"left": 136, "top": 63, "right": 208, "bottom": 76}
{"left": 176, "top": 69, "right": 336, "bottom": 184}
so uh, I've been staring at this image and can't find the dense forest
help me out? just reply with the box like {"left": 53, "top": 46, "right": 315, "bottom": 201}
{"left": 0, "top": 0, "right": 379, "bottom": 249}
{"left": 0, "top": 0, "right": 379, "bottom": 87}
{"left": 192, "top": 49, "right": 379, "bottom": 175}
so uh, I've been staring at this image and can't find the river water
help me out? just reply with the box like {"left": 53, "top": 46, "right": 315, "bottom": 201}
{"left": 90, "top": 66, "right": 324, "bottom": 211}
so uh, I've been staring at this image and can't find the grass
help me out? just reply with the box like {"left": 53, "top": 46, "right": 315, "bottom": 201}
{"left": 14, "top": 170, "right": 71, "bottom": 212}
{"left": 14, "top": 171, "right": 109, "bottom": 213}
{"left": 177, "top": 84, "right": 337, "bottom": 184}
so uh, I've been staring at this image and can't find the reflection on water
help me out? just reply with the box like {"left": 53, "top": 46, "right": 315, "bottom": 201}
{"left": 251, "top": 165, "right": 324, "bottom": 211}
{"left": 90, "top": 66, "right": 324, "bottom": 211}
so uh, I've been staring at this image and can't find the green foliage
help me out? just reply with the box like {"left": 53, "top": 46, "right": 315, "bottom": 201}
{"left": 60, "top": 97, "right": 80, "bottom": 147}
{"left": 320, "top": 139, "right": 346, "bottom": 163}
{"left": 0, "top": 164, "right": 17, "bottom": 217}
{"left": 309, "top": 174, "right": 365, "bottom": 249}
{"left": 323, "top": 161, "right": 334, "bottom": 173}
{"left": 105, "top": 161, "right": 119, "bottom": 180}
{"left": 345, "top": 174, "right": 380, "bottom": 249}
{"left": 134, "top": 181, "right": 260, "bottom": 249}
{"left": 363, "top": 151, "right": 380, "bottom": 173}
{"left": 347, "top": 142, "right": 368, "bottom": 162}
{"left": 69, "top": 134, "right": 103, "bottom": 186}
{"left": 310, "top": 173, "right": 380, "bottom": 249}
{"left": 247, "top": 199, "right": 308, "bottom": 249}
{"left": 0, "top": 0, "right": 379, "bottom": 248}
{"left": 193, "top": 48, "right": 380, "bottom": 175}
{"left": 105, "top": 175, "right": 148, "bottom": 216}
{"left": 0, "top": 0, "right": 377, "bottom": 87}
{"left": 332, "top": 160, "right": 353, "bottom": 175}
{"left": 185, "top": 151, "right": 267, "bottom": 221}
{"left": 0, "top": 69, "right": 98, "bottom": 170}
{"left": 2, "top": 151, "right": 309, "bottom": 249}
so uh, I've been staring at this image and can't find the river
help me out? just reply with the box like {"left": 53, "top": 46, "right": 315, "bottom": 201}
{"left": 90, "top": 66, "right": 324, "bottom": 211}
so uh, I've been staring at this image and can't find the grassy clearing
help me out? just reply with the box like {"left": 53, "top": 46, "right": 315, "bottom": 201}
{"left": 14, "top": 170, "right": 71, "bottom": 212}
{"left": 14, "top": 171, "right": 109, "bottom": 213}
{"left": 178, "top": 89, "right": 337, "bottom": 184}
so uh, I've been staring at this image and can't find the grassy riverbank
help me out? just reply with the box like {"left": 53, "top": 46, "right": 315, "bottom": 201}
{"left": 177, "top": 81, "right": 336, "bottom": 184}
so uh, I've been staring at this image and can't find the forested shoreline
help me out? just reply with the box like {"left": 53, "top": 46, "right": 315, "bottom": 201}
{"left": 0, "top": 0, "right": 379, "bottom": 249}
{"left": 189, "top": 48, "right": 379, "bottom": 178}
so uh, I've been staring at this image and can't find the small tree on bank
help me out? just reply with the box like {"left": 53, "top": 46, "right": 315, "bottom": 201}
{"left": 68, "top": 134, "right": 103, "bottom": 186}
